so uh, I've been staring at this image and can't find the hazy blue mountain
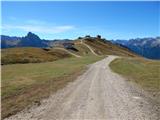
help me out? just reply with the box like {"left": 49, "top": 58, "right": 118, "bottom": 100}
{"left": 1, "top": 35, "right": 21, "bottom": 41}
{"left": 18, "top": 32, "right": 47, "bottom": 47}
{"left": 1, "top": 35, "right": 21, "bottom": 48}
{"left": 112, "top": 37, "right": 160, "bottom": 59}
{"left": 1, "top": 32, "right": 71, "bottom": 48}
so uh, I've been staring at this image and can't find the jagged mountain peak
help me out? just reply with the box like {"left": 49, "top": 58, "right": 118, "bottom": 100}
{"left": 24, "top": 32, "right": 41, "bottom": 41}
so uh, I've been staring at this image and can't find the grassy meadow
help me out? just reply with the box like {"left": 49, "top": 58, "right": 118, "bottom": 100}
{"left": 2, "top": 55, "right": 105, "bottom": 119}
{"left": 110, "top": 57, "right": 160, "bottom": 102}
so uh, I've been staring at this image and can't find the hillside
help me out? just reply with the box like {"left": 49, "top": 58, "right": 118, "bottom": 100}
{"left": 1, "top": 47, "right": 71, "bottom": 65}
{"left": 1, "top": 34, "right": 139, "bottom": 65}
{"left": 52, "top": 35, "right": 138, "bottom": 57}
{"left": 74, "top": 36, "right": 138, "bottom": 57}
{"left": 1, "top": 32, "right": 156, "bottom": 60}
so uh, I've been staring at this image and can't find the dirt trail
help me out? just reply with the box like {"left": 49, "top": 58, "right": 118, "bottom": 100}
{"left": 54, "top": 47, "right": 81, "bottom": 58}
{"left": 5, "top": 56, "right": 159, "bottom": 120}
{"left": 81, "top": 40, "right": 99, "bottom": 56}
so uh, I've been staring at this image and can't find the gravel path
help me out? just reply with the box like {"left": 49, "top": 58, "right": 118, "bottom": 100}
{"left": 54, "top": 47, "right": 81, "bottom": 58}
{"left": 5, "top": 56, "right": 159, "bottom": 120}
{"left": 81, "top": 40, "right": 99, "bottom": 56}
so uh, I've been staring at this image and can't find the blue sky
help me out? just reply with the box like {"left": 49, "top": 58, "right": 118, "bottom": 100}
{"left": 1, "top": 1, "right": 159, "bottom": 40}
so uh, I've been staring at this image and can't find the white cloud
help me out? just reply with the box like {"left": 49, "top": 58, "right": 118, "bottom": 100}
{"left": 26, "top": 20, "right": 47, "bottom": 25}
{"left": 3, "top": 18, "right": 75, "bottom": 34}
{"left": 2, "top": 24, "right": 75, "bottom": 34}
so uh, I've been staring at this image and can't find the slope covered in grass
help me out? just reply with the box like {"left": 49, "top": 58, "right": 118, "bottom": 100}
{"left": 2, "top": 37, "right": 138, "bottom": 65}
{"left": 83, "top": 38, "right": 137, "bottom": 57}
{"left": 2, "top": 55, "right": 104, "bottom": 119}
{"left": 71, "top": 43, "right": 93, "bottom": 56}
{"left": 110, "top": 57, "right": 160, "bottom": 102}
{"left": 1, "top": 47, "right": 71, "bottom": 64}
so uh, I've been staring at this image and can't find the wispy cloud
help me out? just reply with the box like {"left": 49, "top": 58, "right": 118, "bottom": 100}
{"left": 2, "top": 18, "right": 75, "bottom": 34}
{"left": 2, "top": 24, "right": 75, "bottom": 34}
{"left": 26, "top": 20, "right": 47, "bottom": 25}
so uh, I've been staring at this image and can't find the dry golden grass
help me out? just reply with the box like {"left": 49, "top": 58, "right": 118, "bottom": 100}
{"left": 110, "top": 57, "right": 160, "bottom": 102}
{"left": 83, "top": 38, "right": 137, "bottom": 57}
{"left": 2, "top": 55, "right": 104, "bottom": 119}
{"left": 1, "top": 47, "right": 71, "bottom": 64}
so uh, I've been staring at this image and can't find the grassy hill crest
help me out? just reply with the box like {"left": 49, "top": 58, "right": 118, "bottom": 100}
{"left": 2, "top": 35, "right": 138, "bottom": 65}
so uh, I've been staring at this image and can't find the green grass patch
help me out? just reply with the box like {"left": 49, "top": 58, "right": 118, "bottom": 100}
{"left": 2, "top": 55, "right": 104, "bottom": 119}
{"left": 110, "top": 57, "right": 160, "bottom": 100}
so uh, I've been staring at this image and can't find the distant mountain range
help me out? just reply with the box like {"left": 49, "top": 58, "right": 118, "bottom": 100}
{"left": 1, "top": 32, "right": 71, "bottom": 48}
{"left": 1, "top": 32, "right": 160, "bottom": 59}
{"left": 111, "top": 37, "right": 160, "bottom": 59}
{"left": 2, "top": 34, "right": 138, "bottom": 65}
